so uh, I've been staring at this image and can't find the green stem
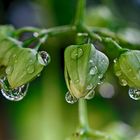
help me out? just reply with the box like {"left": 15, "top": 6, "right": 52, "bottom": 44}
{"left": 74, "top": 0, "right": 86, "bottom": 28}
{"left": 40, "top": 25, "right": 75, "bottom": 37}
{"left": 15, "top": 25, "right": 75, "bottom": 38}
{"left": 78, "top": 99, "right": 89, "bottom": 129}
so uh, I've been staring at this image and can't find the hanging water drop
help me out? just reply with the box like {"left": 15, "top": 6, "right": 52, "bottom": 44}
{"left": 65, "top": 91, "right": 77, "bottom": 104}
{"left": 71, "top": 47, "right": 83, "bottom": 60}
{"left": 38, "top": 51, "right": 51, "bottom": 66}
{"left": 0, "top": 77, "right": 29, "bottom": 101}
{"left": 5, "top": 66, "right": 13, "bottom": 75}
{"left": 89, "top": 66, "right": 98, "bottom": 75}
{"left": 84, "top": 90, "right": 95, "bottom": 100}
{"left": 128, "top": 88, "right": 140, "bottom": 100}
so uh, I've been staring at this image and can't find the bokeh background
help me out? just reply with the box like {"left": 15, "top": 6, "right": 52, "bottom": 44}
{"left": 0, "top": 0, "right": 140, "bottom": 140}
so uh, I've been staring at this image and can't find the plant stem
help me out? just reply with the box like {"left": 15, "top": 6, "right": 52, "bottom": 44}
{"left": 74, "top": 0, "right": 86, "bottom": 28}
{"left": 15, "top": 25, "right": 75, "bottom": 38}
{"left": 40, "top": 25, "right": 75, "bottom": 37}
{"left": 78, "top": 99, "right": 89, "bottom": 129}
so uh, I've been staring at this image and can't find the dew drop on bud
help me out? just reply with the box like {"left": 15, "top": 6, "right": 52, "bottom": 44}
{"left": 84, "top": 90, "right": 95, "bottom": 100}
{"left": 86, "top": 83, "right": 93, "bottom": 90}
{"left": 98, "top": 74, "right": 103, "bottom": 79}
{"left": 0, "top": 77, "right": 29, "bottom": 101}
{"left": 38, "top": 51, "right": 51, "bottom": 66}
{"left": 120, "top": 79, "right": 127, "bottom": 86}
{"left": 115, "top": 71, "right": 121, "bottom": 76}
{"left": 113, "top": 58, "right": 117, "bottom": 63}
{"left": 89, "top": 66, "right": 98, "bottom": 76}
{"left": 74, "top": 79, "right": 80, "bottom": 84}
{"left": 26, "top": 64, "right": 35, "bottom": 74}
{"left": 65, "top": 91, "right": 77, "bottom": 104}
{"left": 128, "top": 88, "right": 140, "bottom": 100}
{"left": 71, "top": 48, "right": 83, "bottom": 60}
{"left": 5, "top": 66, "right": 13, "bottom": 75}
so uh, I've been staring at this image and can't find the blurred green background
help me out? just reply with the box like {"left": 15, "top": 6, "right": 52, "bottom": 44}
{"left": 0, "top": 0, "right": 140, "bottom": 140}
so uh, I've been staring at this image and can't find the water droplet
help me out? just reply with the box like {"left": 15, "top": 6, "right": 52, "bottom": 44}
{"left": 98, "top": 77, "right": 105, "bottom": 85}
{"left": 89, "top": 66, "right": 98, "bottom": 75}
{"left": 89, "top": 59, "right": 93, "bottom": 64}
{"left": 71, "top": 48, "right": 83, "bottom": 60}
{"left": 33, "top": 32, "right": 39, "bottom": 37}
{"left": 115, "top": 71, "right": 121, "bottom": 76}
{"left": 65, "top": 91, "right": 77, "bottom": 104}
{"left": 5, "top": 66, "right": 13, "bottom": 75}
{"left": 12, "top": 54, "right": 18, "bottom": 63}
{"left": 113, "top": 58, "right": 117, "bottom": 63}
{"left": 84, "top": 90, "right": 95, "bottom": 100}
{"left": 128, "top": 88, "right": 140, "bottom": 100}
{"left": 38, "top": 51, "right": 51, "bottom": 66}
{"left": 120, "top": 79, "right": 127, "bottom": 86}
{"left": 98, "top": 74, "right": 103, "bottom": 79}
{"left": 74, "top": 79, "right": 80, "bottom": 84}
{"left": 86, "top": 84, "right": 93, "bottom": 90}
{"left": 0, "top": 77, "right": 29, "bottom": 101}
{"left": 26, "top": 64, "right": 35, "bottom": 74}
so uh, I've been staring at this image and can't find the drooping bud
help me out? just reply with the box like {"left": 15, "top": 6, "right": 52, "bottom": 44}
{"left": 114, "top": 50, "right": 140, "bottom": 88}
{"left": 0, "top": 37, "right": 50, "bottom": 89}
{"left": 64, "top": 43, "right": 109, "bottom": 100}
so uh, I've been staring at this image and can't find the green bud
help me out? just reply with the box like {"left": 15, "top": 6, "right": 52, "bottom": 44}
{"left": 114, "top": 50, "right": 140, "bottom": 88}
{"left": 64, "top": 44, "right": 109, "bottom": 99}
{"left": 7, "top": 48, "right": 45, "bottom": 88}
{"left": 0, "top": 37, "right": 49, "bottom": 89}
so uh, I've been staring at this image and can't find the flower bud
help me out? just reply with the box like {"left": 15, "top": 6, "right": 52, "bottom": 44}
{"left": 0, "top": 37, "right": 50, "bottom": 89}
{"left": 114, "top": 50, "right": 140, "bottom": 88}
{"left": 64, "top": 44, "right": 109, "bottom": 99}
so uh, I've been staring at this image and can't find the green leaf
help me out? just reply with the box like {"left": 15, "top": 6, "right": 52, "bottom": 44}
{"left": 0, "top": 25, "right": 15, "bottom": 40}
{"left": 64, "top": 43, "right": 109, "bottom": 99}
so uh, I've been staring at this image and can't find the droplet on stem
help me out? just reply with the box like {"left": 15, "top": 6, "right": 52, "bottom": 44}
{"left": 65, "top": 91, "right": 77, "bottom": 104}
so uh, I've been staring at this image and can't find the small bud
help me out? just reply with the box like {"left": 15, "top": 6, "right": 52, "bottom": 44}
{"left": 64, "top": 44, "right": 109, "bottom": 99}
{"left": 114, "top": 50, "right": 140, "bottom": 88}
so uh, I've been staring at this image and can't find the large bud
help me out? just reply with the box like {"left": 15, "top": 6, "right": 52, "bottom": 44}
{"left": 0, "top": 37, "right": 50, "bottom": 89}
{"left": 64, "top": 43, "right": 109, "bottom": 102}
{"left": 114, "top": 50, "right": 140, "bottom": 88}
